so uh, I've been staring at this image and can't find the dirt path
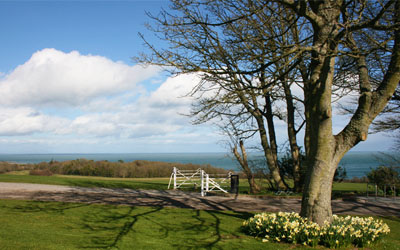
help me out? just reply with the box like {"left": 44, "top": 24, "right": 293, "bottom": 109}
{"left": 0, "top": 182, "right": 399, "bottom": 217}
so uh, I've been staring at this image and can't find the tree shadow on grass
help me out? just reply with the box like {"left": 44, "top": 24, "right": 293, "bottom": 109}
{"left": 79, "top": 206, "right": 165, "bottom": 249}
{"left": 331, "top": 199, "right": 400, "bottom": 217}
{"left": 0, "top": 196, "right": 254, "bottom": 249}
{"left": 63, "top": 179, "right": 168, "bottom": 190}
{"left": 3, "top": 200, "right": 91, "bottom": 214}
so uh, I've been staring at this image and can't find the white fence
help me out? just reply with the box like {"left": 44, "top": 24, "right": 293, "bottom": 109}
{"left": 168, "top": 167, "right": 232, "bottom": 196}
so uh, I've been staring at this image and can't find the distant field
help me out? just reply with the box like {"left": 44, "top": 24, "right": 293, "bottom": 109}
{"left": 0, "top": 171, "right": 371, "bottom": 197}
{"left": 0, "top": 171, "right": 171, "bottom": 190}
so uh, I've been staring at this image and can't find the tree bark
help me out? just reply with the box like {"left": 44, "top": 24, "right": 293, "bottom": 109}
{"left": 300, "top": 4, "right": 341, "bottom": 224}
{"left": 300, "top": 52, "right": 337, "bottom": 224}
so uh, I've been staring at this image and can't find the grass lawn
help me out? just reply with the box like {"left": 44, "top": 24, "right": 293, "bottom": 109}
{"left": 0, "top": 172, "right": 399, "bottom": 249}
{"left": 0, "top": 199, "right": 283, "bottom": 250}
{"left": 0, "top": 171, "right": 171, "bottom": 190}
{"left": 0, "top": 171, "right": 379, "bottom": 198}
{"left": 0, "top": 199, "right": 399, "bottom": 250}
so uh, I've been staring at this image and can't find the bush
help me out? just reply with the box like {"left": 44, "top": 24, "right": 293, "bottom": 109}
{"left": 367, "top": 166, "right": 399, "bottom": 194}
{"left": 0, "top": 162, "right": 34, "bottom": 174}
{"left": 27, "top": 159, "right": 231, "bottom": 178}
{"left": 242, "top": 212, "right": 390, "bottom": 248}
{"left": 333, "top": 166, "right": 347, "bottom": 183}
{"left": 29, "top": 169, "right": 53, "bottom": 176}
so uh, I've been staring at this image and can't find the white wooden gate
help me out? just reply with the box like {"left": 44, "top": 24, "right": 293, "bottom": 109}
{"left": 168, "top": 167, "right": 232, "bottom": 196}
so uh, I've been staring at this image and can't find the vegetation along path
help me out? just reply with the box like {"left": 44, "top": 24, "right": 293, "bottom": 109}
{"left": 0, "top": 182, "right": 399, "bottom": 217}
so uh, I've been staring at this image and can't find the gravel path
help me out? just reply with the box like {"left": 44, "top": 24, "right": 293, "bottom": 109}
{"left": 0, "top": 182, "right": 399, "bottom": 217}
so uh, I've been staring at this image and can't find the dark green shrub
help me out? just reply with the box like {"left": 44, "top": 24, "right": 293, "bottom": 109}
{"left": 367, "top": 166, "right": 399, "bottom": 194}
{"left": 334, "top": 166, "right": 347, "bottom": 182}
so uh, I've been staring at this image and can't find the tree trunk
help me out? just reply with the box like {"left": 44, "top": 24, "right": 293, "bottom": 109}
{"left": 233, "top": 141, "right": 260, "bottom": 194}
{"left": 265, "top": 94, "right": 278, "bottom": 162}
{"left": 264, "top": 93, "right": 289, "bottom": 190}
{"left": 301, "top": 56, "right": 337, "bottom": 224}
{"left": 300, "top": 154, "right": 338, "bottom": 225}
{"left": 300, "top": 13, "right": 339, "bottom": 223}
{"left": 254, "top": 112, "right": 287, "bottom": 191}
{"left": 235, "top": 78, "right": 287, "bottom": 191}
{"left": 283, "top": 81, "right": 302, "bottom": 192}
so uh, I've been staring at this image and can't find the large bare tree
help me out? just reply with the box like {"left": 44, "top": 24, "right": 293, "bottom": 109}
{"left": 138, "top": 0, "right": 299, "bottom": 191}
{"left": 139, "top": 0, "right": 307, "bottom": 192}
{"left": 138, "top": 0, "right": 400, "bottom": 225}
{"left": 283, "top": 0, "right": 400, "bottom": 224}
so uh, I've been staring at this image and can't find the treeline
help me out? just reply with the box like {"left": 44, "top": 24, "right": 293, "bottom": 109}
{"left": 0, "top": 162, "right": 33, "bottom": 174}
{"left": 29, "top": 159, "right": 231, "bottom": 178}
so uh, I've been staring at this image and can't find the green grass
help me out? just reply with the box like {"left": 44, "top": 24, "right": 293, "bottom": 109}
{"left": 332, "top": 182, "right": 367, "bottom": 192}
{"left": 0, "top": 199, "right": 398, "bottom": 250}
{"left": 0, "top": 172, "right": 399, "bottom": 249}
{"left": 0, "top": 199, "right": 281, "bottom": 250}
{"left": 0, "top": 171, "right": 170, "bottom": 190}
{"left": 0, "top": 171, "right": 374, "bottom": 198}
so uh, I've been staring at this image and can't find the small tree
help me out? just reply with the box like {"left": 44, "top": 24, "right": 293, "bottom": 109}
{"left": 232, "top": 140, "right": 261, "bottom": 194}
{"left": 278, "top": 149, "right": 347, "bottom": 191}
{"left": 367, "top": 166, "right": 400, "bottom": 194}
{"left": 334, "top": 166, "right": 347, "bottom": 183}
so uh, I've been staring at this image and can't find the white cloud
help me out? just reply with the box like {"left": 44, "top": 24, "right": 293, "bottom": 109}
{"left": 0, "top": 49, "right": 222, "bottom": 152}
{"left": 0, "top": 48, "right": 160, "bottom": 107}
{"left": 0, "top": 107, "right": 68, "bottom": 136}
{"left": 0, "top": 48, "right": 390, "bottom": 153}
{"left": 62, "top": 74, "right": 201, "bottom": 138}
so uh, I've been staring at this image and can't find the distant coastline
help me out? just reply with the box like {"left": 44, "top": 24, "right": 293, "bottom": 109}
{"left": 0, "top": 151, "right": 397, "bottom": 178}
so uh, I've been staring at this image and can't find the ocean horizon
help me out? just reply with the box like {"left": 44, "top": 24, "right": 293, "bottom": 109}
{"left": 0, "top": 151, "right": 398, "bottom": 178}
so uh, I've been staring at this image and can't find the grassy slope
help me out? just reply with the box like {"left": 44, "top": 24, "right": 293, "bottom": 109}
{"left": 0, "top": 199, "right": 398, "bottom": 250}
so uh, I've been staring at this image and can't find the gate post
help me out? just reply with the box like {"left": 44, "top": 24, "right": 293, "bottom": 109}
{"left": 201, "top": 169, "right": 205, "bottom": 197}
{"left": 206, "top": 173, "right": 209, "bottom": 192}
{"left": 230, "top": 174, "right": 239, "bottom": 194}
{"left": 173, "top": 167, "right": 177, "bottom": 190}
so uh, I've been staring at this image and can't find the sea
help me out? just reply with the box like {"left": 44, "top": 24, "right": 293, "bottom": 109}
{"left": 0, "top": 151, "right": 398, "bottom": 179}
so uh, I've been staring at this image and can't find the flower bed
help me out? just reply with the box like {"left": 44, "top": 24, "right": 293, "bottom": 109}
{"left": 242, "top": 212, "right": 390, "bottom": 248}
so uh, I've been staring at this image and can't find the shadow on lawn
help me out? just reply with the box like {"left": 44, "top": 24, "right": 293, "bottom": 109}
{"left": 63, "top": 179, "right": 169, "bottom": 190}
{"left": 3, "top": 192, "right": 254, "bottom": 249}
{"left": 3, "top": 186, "right": 399, "bottom": 249}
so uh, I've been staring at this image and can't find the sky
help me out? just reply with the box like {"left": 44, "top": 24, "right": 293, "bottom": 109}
{"left": 0, "top": 0, "right": 394, "bottom": 154}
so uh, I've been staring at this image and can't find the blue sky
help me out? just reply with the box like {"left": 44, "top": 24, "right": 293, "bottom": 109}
{"left": 0, "top": 0, "right": 394, "bottom": 154}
